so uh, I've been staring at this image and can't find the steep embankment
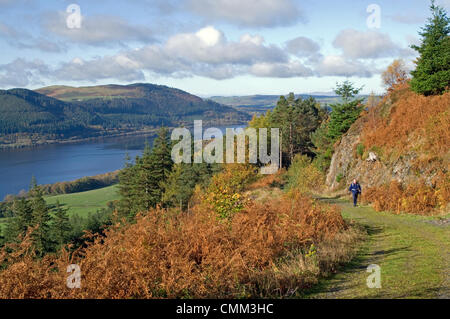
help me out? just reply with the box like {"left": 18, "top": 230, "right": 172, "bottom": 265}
{"left": 326, "top": 84, "right": 449, "bottom": 213}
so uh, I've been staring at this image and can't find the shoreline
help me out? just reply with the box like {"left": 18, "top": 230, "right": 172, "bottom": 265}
{"left": 0, "top": 120, "right": 248, "bottom": 150}
{"left": 0, "top": 128, "right": 162, "bottom": 151}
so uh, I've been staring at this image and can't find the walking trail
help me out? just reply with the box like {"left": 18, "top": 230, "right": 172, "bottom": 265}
{"left": 307, "top": 198, "right": 449, "bottom": 299}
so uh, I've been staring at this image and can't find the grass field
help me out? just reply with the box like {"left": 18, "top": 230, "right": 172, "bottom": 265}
{"left": 44, "top": 185, "right": 119, "bottom": 218}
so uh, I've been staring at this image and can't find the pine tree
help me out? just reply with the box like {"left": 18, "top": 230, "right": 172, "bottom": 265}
{"left": 162, "top": 162, "right": 213, "bottom": 210}
{"left": 3, "top": 198, "right": 33, "bottom": 243}
{"left": 118, "top": 128, "right": 173, "bottom": 220}
{"left": 327, "top": 81, "right": 364, "bottom": 140}
{"left": 117, "top": 153, "right": 139, "bottom": 220}
{"left": 51, "top": 201, "right": 72, "bottom": 249}
{"left": 270, "top": 94, "right": 321, "bottom": 165}
{"left": 30, "top": 184, "right": 52, "bottom": 256}
{"left": 137, "top": 128, "right": 173, "bottom": 212}
{"left": 410, "top": 0, "right": 450, "bottom": 95}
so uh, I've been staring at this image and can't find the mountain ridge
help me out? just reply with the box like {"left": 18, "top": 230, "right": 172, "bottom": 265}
{"left": 0, "top": 83, "right": 250, "bottom": 148}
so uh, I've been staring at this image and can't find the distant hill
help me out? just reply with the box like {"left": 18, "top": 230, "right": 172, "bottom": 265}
{"left": 37, "top": 83, "right": 250, "bottom": 126}
{"left": 0, "top": 84, "right": 250, "bottom": 148}
{"left": 0, "top": 89, "right": 99, "bottom": 136}
{"left": 209, "top": 94, "right": 347, "bottom": 114}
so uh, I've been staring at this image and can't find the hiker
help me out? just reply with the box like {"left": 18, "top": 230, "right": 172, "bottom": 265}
{"left": 349, "top": 179, "right": 362, "bottom": 207}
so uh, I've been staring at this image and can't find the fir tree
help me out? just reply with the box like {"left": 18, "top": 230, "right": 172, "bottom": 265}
{"left": 3, "top": 198, "right": 33, "bottom": 243}
{"left": 410, "top": 0, "right": 450, "bottom": 95}
{"left": 118, "top": 153, "right": 139, "bottom": 220}
{"left": 51, "top": 201, "right": 72, "bottom": 249}
{"left": 327, "top": 81, "right": 364, "bottom": 141}
{"left": 29, "top": 183, "right": 52, "bottom": 256}
{"left": 118, "top": 128, "right": 173, "bottom": 220}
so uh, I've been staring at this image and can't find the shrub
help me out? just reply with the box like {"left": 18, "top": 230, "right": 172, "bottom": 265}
{"left": 362, "top": 84, "right": 450, "bottom": 162}
{"left": 0, "top": 191, "right": 352, "bottom": 299}
{"left": 363, "top": 174, "right": 449, "bottom": 215}
{"left": 202, "top": 164, "right": 257, "bottom": 220}
{"left": 285, "top": 155, "right": 325, "bottom": 194}
{"left": 247, "top": 168, "right": 285, "bottom": 190}
{"left": 356, "top": 143, "right": 365, "bottom": 158}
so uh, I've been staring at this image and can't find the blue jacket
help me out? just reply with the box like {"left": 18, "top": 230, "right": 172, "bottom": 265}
{"left": 349, "top": 183, "right": 361, "bottom": 195}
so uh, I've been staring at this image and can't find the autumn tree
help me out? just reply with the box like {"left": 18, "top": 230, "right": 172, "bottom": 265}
{"left": 382, "top": 59, "right": 409, "bottom": 90}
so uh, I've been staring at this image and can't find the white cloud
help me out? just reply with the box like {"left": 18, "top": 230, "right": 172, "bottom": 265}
{"left": 44, "top": 12, "right": 156, "bottom": 46}
{"left": 240, "top": 34, "right": 264, "bottom": 46}
{"left": 163, "top": 26, "right": 287, "bottom": 65}
{"left": 315, "top": 55, "right": 373, "bottom": 78}
{"left": 0, "top": 22, "right": 65, "bottom": 52}
{"left": 250, "top": 61, "right": 313, "bottom": 78}
{"left": 0, "top": 58, "right": 49, "bottom": 87}
{"left": 187, "top": 0, "right": 305, "bottom": 27}
{"left": 333, "top": 29, "right": 410, "bottom": 59}
{"left": 53, "top": 56, "right": 145, "bottom": 83}
{"left": 285, "top": 36, "right": 321, "bottom": 57}
{"left": 195, "top": 26, "right": 223, "bottom": 46}
{"left": 2, "top": 23, "right": 400, "bottom": 87}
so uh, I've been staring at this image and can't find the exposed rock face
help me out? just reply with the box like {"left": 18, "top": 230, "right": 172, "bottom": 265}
{"left": 326, "top": 114, "right": 431, "bottom": 191}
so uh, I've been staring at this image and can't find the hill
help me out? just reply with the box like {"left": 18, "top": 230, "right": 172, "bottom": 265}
{"left": 0, "top": 84, "right": 250, "bottom": 148}
{"left": 209, "top": 94, "right": 357, "bottom": 114}
{"left": 38, "top": 83, "right": 250, "bottom": 127}
{"left": 326, "top": 83, "right": 449, "bottom": 214}
{"left": 0, "top": 88, "right": 100, "bottom": 139}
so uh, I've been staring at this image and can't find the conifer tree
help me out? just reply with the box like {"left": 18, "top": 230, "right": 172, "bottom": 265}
{"left": 136, "top": 128, "right": 173, "bottom": 212}
{"left": 29, "top": 183, "right": 52, "bottom": 256}
{"left": 410, "top": 0, "right": 450, "bottom": 95}
{"left": 118, "top": 128, "right": 173, "bottom": 220}
{"left": 118, "top": 153, "right": 139, "bottom": 220}
{"left": 51, "top": 201, "right": 72, "bottom": 248}
{"left": 3, "top": 198, "right": 33, "bottom": 243}
{"left": 270, "top": 94, "right": 321, "bottom": 165}
{"left": 327, "top": 81, "right": 364, "bottom": 141}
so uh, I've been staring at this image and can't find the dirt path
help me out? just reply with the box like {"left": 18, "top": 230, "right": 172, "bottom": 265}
{"left": 307, "top": 198, "right": 450, "bottom": 299}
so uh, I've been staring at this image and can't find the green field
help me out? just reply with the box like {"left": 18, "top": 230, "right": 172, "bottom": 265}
{"left": 44, "top": 185, "right": 120, "bottom": 217}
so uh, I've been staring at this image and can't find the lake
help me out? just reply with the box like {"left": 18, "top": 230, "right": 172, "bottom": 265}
{"left": 0, "top": 125, "right": 243, "bottom": 200}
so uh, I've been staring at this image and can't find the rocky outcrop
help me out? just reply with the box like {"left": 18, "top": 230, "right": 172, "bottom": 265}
{"left": 326, "top": 114, "right": 433, "bottom": 191}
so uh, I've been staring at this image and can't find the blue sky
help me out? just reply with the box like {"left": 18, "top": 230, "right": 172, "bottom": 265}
{"left": 0, "top": 0, "right": 448, "bottom": 96}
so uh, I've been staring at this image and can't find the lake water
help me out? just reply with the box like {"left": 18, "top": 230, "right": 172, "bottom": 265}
{"left": 0, "top": 125, "right": 243, "bottom": 200}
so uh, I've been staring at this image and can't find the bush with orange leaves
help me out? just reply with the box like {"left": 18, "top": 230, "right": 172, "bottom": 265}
{"left": 363, "top": 174, "right": 449, "bottom": 215}
{"left": 247, "top": 168, "right": 286, "bottom": 190}
{"left": 0, "top": 190, "right": 352, "bottom": 299}
{"left": 360, "top": 83, "right": 449, "bottom": 215}
{"left": 362, "top": 83, "right": 450, "bottom": 161}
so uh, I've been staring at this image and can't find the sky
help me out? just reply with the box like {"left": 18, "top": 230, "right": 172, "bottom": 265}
{"left": 0, "top": 0, "right": 448, "bottom": 96}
